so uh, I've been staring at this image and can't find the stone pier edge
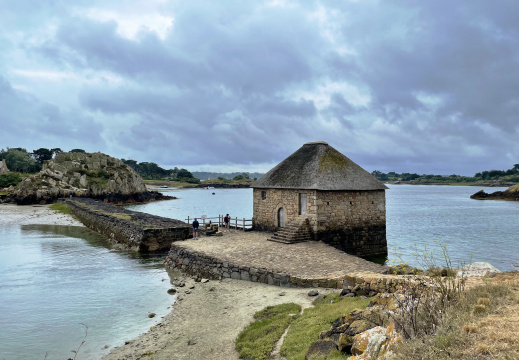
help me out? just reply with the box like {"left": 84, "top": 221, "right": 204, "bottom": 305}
{"left": 165, "top": 244, "right": 403, "bottom": 291}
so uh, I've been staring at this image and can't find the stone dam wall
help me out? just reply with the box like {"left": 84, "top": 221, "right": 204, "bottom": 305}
{"left": 65, "top": 198, "right": 191, "bottom": 252}
{"left": 165, "top": 244, "right": 403, "bottom": 291}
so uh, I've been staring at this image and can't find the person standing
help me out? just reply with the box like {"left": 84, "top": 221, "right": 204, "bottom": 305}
{"left": 192, "top": 218, "right": 200, "bottom": 240}
{"left": 224, "top": 214, "right": 230, "bottom": 232}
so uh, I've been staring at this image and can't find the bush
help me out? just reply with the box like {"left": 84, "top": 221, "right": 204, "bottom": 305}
{"left": 0, "top": 172, "right": 22, "bottom": 187}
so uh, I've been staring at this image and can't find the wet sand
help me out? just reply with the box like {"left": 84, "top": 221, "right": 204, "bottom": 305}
{"left": 102, "top": 274, "right": 334, "bottom": 360}
{"left": 0, "top": 203, "right": 84, "bottom": 227}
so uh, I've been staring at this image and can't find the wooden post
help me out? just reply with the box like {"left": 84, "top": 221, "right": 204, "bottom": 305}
{"left": 243, "top": 218, "right": 245, "bottom": 231}
{"left": 187, "top": 216, "right": 190, "bottom": 224}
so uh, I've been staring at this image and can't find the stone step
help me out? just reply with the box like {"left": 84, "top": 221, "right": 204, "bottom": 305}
{"left": 267, "top": 237, "right": 307, "bottom": 244}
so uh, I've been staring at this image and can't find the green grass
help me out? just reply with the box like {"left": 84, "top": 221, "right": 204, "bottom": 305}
{"left": 235, "top": 303, "right": 302, "bottom": 360}
{"left": 49, "top": 203, "right": 71, "bottom": 214}
{"left": 280, "top": 294, "right": 372, "bottom": 360}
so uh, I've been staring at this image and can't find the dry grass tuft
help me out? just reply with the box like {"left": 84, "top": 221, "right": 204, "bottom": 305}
{"left": 476, "top": 297, "right": 490, "bottom": 306}
{"left": 462, "top": 324, "right": 478, "bottom": 334}
{"left": 476, "top": 342, "right": 491, "bottom": 355}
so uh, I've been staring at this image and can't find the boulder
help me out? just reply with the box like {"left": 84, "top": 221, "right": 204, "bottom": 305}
{"left": 349, "top": 323, "right": 402, "bottom": 360}
{"left": 338, "top": 319, "right": 376, "bottom": 352}
{"left": 457, "top": 262, "right": 501, "bottom": 277}
{"left": 305, "top": 340, "right": 338, "bottom": 360}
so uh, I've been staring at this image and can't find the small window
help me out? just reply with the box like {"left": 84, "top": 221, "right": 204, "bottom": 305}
{"left": 261, "top": 191, "right": 266, "bottom": 200}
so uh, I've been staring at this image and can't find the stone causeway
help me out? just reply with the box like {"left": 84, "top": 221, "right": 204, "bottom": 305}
{"left": 165, "top": 231, "right": 390, "bottom": 289}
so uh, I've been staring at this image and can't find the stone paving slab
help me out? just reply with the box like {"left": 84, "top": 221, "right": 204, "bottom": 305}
{"left": 174, "top": 231, "right": 387, "bottom": 279}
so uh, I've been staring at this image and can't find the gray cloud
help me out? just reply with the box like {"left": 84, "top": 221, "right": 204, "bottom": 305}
{"left": 1, "top": 1, "right": 518, "bottom": 175}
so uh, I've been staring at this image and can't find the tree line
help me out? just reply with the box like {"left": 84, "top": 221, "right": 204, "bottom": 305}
{"left": 371, "top": 164, "right": 519, "bottom": 183}
{"left": 121, "top": 159, "right": 199, "bottom": 183}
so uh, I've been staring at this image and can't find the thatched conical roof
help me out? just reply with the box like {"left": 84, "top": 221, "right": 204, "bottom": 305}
{"left": 251, "top": 142, "right": 388, "bottom": 191}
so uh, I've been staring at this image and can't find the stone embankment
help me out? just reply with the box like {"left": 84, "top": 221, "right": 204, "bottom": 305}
{"left": 65, "top": 198, "right": 191, "bottom": 251}
{"left": 165, "top": 231, "right": 393, "bottom": 289}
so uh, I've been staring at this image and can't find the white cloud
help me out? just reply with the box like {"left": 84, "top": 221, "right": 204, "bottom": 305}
{"left": 80, "top": 7, "right": 174, "bottom": 40}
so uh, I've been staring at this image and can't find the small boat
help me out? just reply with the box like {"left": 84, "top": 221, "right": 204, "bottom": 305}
{"left": 159, "top": 186, "right": 169, "bottom": 188}
{"left": 206, "top": 186, "right": 215, "bottom": 189}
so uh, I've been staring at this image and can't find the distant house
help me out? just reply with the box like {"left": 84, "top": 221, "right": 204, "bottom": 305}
{"left": 251, "top": 141, "right": 388, "bottom": 257}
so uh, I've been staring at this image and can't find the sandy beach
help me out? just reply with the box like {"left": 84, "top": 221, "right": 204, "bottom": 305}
{"left": 1, "top": 204, "right": 335, "bottom": 360}
{"left": 103, "top": 274, "right": 334, "bottom": 360}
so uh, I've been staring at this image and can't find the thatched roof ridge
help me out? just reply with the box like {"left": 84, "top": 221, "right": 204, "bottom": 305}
{"left": 251, "top": 142, "right": 388, "bottom": 191}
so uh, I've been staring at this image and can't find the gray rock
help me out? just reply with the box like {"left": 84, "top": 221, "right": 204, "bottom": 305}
{"left": 308, "top": 290, "right": 319, "bottom": 296}
{"left": 305, "top": 340, "right": 338, "bottom": 360}
{"left": 457, "top": 262, "right": 501, "bottom": 277}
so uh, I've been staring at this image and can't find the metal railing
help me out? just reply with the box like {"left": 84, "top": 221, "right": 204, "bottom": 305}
{"left": 185, "top": 215, "right": 254, "bottom": 231}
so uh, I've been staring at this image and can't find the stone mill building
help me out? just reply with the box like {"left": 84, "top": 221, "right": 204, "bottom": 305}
{"left": 251, "top": 141, "right": 388, "bottom": 258}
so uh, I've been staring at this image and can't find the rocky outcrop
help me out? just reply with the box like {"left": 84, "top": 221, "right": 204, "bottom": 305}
{"left": 0, "top": 159, "right": 9, "bottom": 174}
{"left": 15, "top": 152, "right": 170, "bottom": 204}
{"left": 349, "top": 323, "right": 402, "bottom": 360}
{"left": 470, "top": 184, "right": 519, "bottom": 201}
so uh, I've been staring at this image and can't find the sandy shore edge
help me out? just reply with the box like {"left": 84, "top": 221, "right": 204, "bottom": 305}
{"left": 0, "top": 203, "right": 85, "bottom": 227}
{"left": 102, "top": 272, "right": 336, "bottom": 360}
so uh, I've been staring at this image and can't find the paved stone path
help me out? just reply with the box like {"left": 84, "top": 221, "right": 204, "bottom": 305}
{"left": 175, "top": 231, "right": 387, "bottom": 279}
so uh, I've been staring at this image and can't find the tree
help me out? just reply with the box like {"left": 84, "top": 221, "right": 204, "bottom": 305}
{"left": 177, "top": 168, "right": 194, "bottom": 179}
{"left": 70, "top": 149, "right": 86, "bottom": 153}
{"left": 51, "top": 148, "right": 63, "bottom": 156}
{"left": 5, "top": 149, "right": 40, "bottom": 173}
{"left": 32, "top": 148, "right": 53, "bottom": 164}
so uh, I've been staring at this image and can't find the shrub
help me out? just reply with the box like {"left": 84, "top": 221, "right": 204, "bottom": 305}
{"left": 0, "top": 172, "right": 22, "bottom": 187}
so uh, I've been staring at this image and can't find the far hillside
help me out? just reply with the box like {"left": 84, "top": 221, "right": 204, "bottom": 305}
{"left": 371, "top": 164, "right": 519, "bottom": 186}
{"left": 191, "top": 171, "right": 264, "bottom": 181}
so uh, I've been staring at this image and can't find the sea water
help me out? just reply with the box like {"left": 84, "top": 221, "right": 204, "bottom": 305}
{"left": 128, "top": 185, "right": 519, "bottom": 270}
{"left": 1, "top": 185, "right": 518, "bottom": 359}
{"left": 0, "top": 225, "right": 175, "bottom": 360}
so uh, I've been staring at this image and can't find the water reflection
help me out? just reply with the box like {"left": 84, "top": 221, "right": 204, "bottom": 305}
{"left": 0, "top": 224, "right": 174, "bottom": 360}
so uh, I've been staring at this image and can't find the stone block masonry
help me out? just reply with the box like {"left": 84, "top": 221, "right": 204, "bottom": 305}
{"left": 254, "top": 188, "right": 387, "bottom": 257}
{"left": 165, "top": 245, "right": 405, "bottom": 292}
{"left": 164, "top": 233, "right": 399, "bottom": 291}
{"left": 65, "top": 198, "right": 191, "bottom": 251}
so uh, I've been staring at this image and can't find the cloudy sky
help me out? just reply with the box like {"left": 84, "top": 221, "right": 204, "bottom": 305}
{"left": 1, "top": 0, "right": 518, "bottom": 175}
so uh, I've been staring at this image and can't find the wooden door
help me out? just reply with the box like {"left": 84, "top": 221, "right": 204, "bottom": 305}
{"left": 278, "top": 208, "right": 285, "bottom": 228}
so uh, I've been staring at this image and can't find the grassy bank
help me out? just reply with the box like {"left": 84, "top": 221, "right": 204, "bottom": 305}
{"left": 234, "top": 273, "right": 518, "bottom": 360}
{"left": 235, "top": 294, "right": 372, "bottom": 360}
{"left": 391, "top": 273, "right": 519, "bottom": 359}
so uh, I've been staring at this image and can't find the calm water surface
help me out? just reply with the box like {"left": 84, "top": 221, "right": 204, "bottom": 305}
{"left": 1, "top": 185, "right": 518, "bottom": 359}
{"left": 129, "top": 185, "right": 519, "bottom": 270}
{"left": 0, "top": 225, "right": 175, "bottom": 360}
